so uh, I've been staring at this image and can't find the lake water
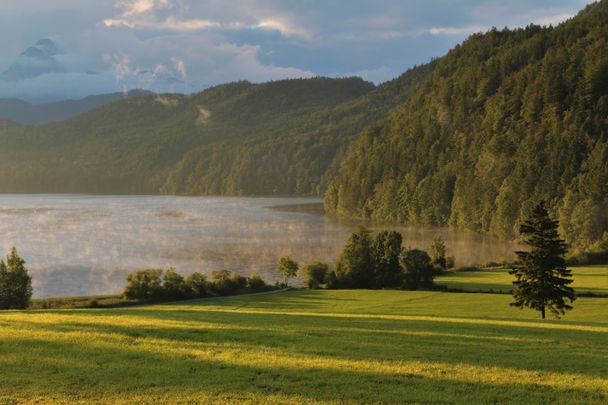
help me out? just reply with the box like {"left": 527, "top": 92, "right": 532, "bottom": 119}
{"left": 0, "top": 195, "right": 518, "bottom": 297}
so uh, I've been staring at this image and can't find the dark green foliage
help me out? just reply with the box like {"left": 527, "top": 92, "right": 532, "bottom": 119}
{"left": 0, "top": 248, "right": 33, "bottom": 310}
{"left": 509, "top": 202, "right": 575, "bottom": 319}
{"left": 125, "top": 268, "right": 270, "bottom": 299}
{"left": 123, "top": 269, "right": 164, "bottom": 300}
{"left": 247, "top": 274, "right": 267, "bottom": 290}
{"left": 162, "top": 268, "right": 187, "bottom": 300}
{"left": 0, "top": 71, "right": 432, "bottom": 197}
{"left": 302, "top": 262, "right": 329, "bottom": 289}
{"left": 331, "top": 226, "right": 375, "bottom": 288}
{"left": 277, "top": 257, "right": 299, "bottom": 287}
{"left": 185, "top": 272, "right": 208, "bottom": 297}
{"left": 401, "top": 249, "right": 435, "bottom": 290}
{"left": 372, "top": 231, "right": 404, "bottom": 288}
{"left": 429, "top": 236, "right": 448, "bottom": 271}
{"left": 209, "top": 270, "right": 235, "bottom": 295}
{"left": 325, "top": 2, "right": 608, "bottom": 250}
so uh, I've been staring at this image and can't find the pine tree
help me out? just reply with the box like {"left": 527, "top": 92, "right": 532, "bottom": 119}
{"left": 0, "top": 248, "right": 33, "bottom": 310}
{"left": 509, "top": 202, "right": 575, "bottom": 319}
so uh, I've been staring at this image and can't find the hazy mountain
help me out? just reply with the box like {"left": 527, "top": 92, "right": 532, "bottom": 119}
{"left": 0, "top": 65, "right": 433, "bottom": 197}
{"left": 1, "top": 39, "right": 63, "bottom": 82}
{"left": 0, "top": 90, "right": 152, "bottom": 125}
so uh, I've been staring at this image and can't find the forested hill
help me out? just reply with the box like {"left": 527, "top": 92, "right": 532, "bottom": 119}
{"left": 325, "top": 0, "right": 608, "bottom": 250}
{"left": 0, "top": 67, "right": 433, "bottom": 196}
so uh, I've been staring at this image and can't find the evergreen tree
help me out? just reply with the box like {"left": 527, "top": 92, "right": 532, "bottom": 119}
{"left": 0, "top": 248, "right": 33, "bottom": 309}
{"left": 372, "top": 230, "right": 404, "bottom": 288}
{"left": 333, "top": 226, "right": 374, "bottom": 288}
{"left": 509, "top": 202, "right": 575, "bottom": 319}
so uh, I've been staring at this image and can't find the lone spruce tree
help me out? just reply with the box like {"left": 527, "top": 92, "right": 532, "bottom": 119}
{"left": 509, "top": 202, "right": 575, "bottom": 319}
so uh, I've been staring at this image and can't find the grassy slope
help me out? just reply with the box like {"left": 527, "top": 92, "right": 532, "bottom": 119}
{"left": 436, "top": 265, "right": 608, "bottom": 294}
{"left": 1, "top": 290, "right": 606, "bottom": 404}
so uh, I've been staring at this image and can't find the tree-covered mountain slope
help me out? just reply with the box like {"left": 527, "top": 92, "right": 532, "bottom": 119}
{"left": 0, "top": 66, "right": 434, "bottom": 196}
{"left": 325, "top": 1, "right": 608, "bottom": 249}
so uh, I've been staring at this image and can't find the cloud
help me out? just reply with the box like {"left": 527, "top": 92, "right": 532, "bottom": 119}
{"left": 253, "top": 19, "right": 314, "bottom": 39}
{"left": 427, "top": 25, "right": 487, "bottom": 36}
{"left": 103, "top": 0, "right": 312, "bottom": 39}
{"left": 0, "top": 0, "right": 592, "bottom": 102}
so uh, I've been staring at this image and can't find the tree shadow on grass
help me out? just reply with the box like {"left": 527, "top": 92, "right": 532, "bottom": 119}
{"left": 0, "top": 336, "right": 605, "bottom": 405}
{"left": 8, "top": 307, "right": 608, "bottom": 381}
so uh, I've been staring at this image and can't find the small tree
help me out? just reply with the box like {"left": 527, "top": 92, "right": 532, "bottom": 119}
{"left": 509, "top": 202, "right": 575, "bottom": 319}
{"left": 185, "top": 272, "right": 208, "bottom": 297}
{"left": 0, "top": 248, "right": 33, "bottom": 310}
{"left": 372, "top": 230, "right": 403, "bottom": 288}
{"left": 210, "top": 269, "right": 234, "bottom": 295}
{"left": 302, "top": 262, "right": 329, "bottom": 289}
{"left": 277, "top": 256, "right": 298, "bottom": 287}
{"left": 163, "top": 268, "right": 186, "bottom": 299}
{"left": 401, "top": 249, "right": 434, "bottom": 290}
{"left": 124, "top": 269, "right": 163, "bottom": 300}
{"left": 429, "top": 236, "right": 447, "bottom": 271}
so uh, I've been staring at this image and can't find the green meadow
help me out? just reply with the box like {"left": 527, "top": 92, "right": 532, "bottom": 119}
{"left": 436, "top": 265, "right": 608, "bottom": 295}
{"left": 1, "top": 290, "right": 607, "bottom": 404}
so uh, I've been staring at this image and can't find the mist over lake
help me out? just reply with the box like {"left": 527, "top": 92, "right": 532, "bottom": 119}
{"left": 0, "top": 195, "right": 517, "bottom": 297}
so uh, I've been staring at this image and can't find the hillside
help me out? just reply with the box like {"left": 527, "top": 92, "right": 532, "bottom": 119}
{"left": 326, "top": 1, "right": 608, "bottom": 250}
{"left": 0, "top": 90, "right": 151, "bottom": 125}
{"left": 1, "top": 290, "right": 606, "bottom": 403}
{"left": 0, "top": 68, "right": 433, "bottom": 196}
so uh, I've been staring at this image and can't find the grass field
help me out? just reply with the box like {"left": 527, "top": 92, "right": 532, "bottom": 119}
{"left": 1, "top": 290, "right": 607, "bottom": 404}
{"left": 436, "top": 265, "right": 608, "bottom": 295}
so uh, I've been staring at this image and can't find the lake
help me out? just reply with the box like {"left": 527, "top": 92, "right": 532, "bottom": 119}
{"left": 0, "top": 195, "right": 518, "bottom": 297}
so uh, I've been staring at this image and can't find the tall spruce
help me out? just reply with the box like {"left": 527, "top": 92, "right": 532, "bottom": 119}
{"left": 372, "top": 231, "right": 403, "bottom": 288}
{"left": 509, "top": 202, "right": 575, "bottom": 319}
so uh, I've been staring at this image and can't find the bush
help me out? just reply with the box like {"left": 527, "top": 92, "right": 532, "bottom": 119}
{"left": 210, "top": 270, "right": 235, "bottom": 295}
{"left": 163, "top": 268, "right": 187, "bottom": 300}
{"left": 301, "top": 262, "right": 329, "bottom": 289}
{"left": 401, "top": 249, "right": 435, "bottom": 290}
{"left": 185, "top": 272, "right": 208, "bottom": 297}
{"left": 248, "top": 274, "right": 267, "bottom": 290}
{"left": 123, "top": 269, "right": 163, "bottom": 300}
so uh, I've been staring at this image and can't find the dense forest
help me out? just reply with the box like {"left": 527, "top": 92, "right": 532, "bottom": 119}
{"left": 0, "top": 1, "right": 607, "bottom": 250}
{"left": 0, "top": 67, "right": 432, "bottom": 196}
{"left": 326, "top": 1, "right": 608, "bottom": 250}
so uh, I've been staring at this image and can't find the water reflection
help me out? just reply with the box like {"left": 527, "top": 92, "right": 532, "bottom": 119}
{"left": 0, "top": 195, "right": 517, "bottom": 297}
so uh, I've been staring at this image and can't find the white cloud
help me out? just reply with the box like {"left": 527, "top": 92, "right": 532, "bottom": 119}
{"left": 427, "top": 25, "right": 487, "bottom": 36}
{"left": 254, "top": 19, "right": 313, "bottom": 39}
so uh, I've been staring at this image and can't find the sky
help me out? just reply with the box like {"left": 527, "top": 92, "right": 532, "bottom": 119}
{"left": 0, "top": 0, "right": 592, "bottom": 103}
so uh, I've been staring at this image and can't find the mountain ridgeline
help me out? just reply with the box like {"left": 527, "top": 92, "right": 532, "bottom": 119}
{"left": 325, "top": 1, "right": 608, "bottom": 249}
{"left": 0, "top": 1, "right": 607, "bottom": 250}
{"left": 0, "top": 68, "right": 433, "bottom": 196}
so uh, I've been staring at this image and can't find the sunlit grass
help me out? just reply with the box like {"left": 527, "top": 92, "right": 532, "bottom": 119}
{"left": 1, "top": 290, "right": 607, "bottom": 404}
{"left": 436, "top": 265, "right": 608, "bottom": 294}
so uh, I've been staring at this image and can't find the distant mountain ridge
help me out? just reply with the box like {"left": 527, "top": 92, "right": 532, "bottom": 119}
{"left": 0, "top": 70, "right": 432, "bottom": 197}
{"left": 0, "top": 90, "right": 152, "bottom": 125}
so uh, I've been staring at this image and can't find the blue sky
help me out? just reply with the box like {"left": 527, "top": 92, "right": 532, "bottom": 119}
{"left": 0, "top": 0, "right": 592, "bottom": 102}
